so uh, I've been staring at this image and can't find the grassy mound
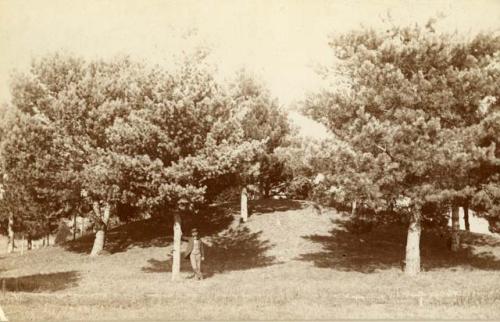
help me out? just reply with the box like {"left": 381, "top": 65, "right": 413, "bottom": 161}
{"left": 0, "top": 199, "right": 499, "bottom": 320}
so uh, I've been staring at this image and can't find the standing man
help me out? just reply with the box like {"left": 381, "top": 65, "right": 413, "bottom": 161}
{"left": 184, "top": 228, "right": 205, "bottom": 280}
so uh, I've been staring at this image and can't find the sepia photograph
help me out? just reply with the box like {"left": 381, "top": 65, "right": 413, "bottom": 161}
{"left": 0, "top": 0, "right": 499, "bottom": 320}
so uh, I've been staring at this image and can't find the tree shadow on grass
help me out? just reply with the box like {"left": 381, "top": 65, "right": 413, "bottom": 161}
{"left": 297, "top": 217, "right": 500, "bottom": 273}
{"left": 421, "top": 230, "right": 500, "bottom": 271}
{"left": 460, "top": 231, "right": 500, "bottom": 247}
{"left": 297, "top": 218, "right": 405, "bottom": 273}
{"left": 0, "top": 271, "right": 79, "bottom": 292}
{"left": 142, "top": 227, "right": 279, "bottom": 278}
{"left": 64, "top": 205, "right": 235, "bottom": 255}
{"left": 63, "top": 217, "right": 172, "bottom": 255}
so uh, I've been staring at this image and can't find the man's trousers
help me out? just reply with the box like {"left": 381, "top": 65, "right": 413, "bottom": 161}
{"left": 190, "top": 253, "right": 202, "bottom": 279}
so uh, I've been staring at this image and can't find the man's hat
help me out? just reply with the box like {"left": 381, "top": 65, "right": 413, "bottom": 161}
{"left": 191, "top": 228, "right": 198, "bottom": 233}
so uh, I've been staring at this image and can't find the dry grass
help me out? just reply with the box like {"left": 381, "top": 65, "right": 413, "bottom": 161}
{"left": 1, "top": 199, "right": 499, "bottom": 320}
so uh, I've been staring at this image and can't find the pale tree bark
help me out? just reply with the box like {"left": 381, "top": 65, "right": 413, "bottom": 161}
{"left": 351, "top": 200, "right": 357, "bottom": 216}
{"left": 7, "top": 213, "right": 14, "bottom": 253}
{"left": 171, "top": 212, "right": 182, "bottom": 281}
{"left": 463, "top": 207, "right": 470, "bottom": 231}
{"left": 45, "top": 219, "right": 51, "bottom": 247}
{"left": 21, "top": 234, "right": 25, "bottom": 255}
{"left": 241, "top": 187, "right": 248, "bottom": 223}
{"left": 90, "top": 202, "right": 111, "bottom": 256}
{"left": 450, "top": 206, "right": 460, "bottom": 252}
{"left": 404, "top": 209, "right": 422, "bottom": 276}
{"left": 81, "top": 217, "right": 85, "bottom": 237}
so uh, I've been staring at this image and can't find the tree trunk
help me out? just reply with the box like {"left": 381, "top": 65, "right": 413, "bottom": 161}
{"left": 73, "top": 213, "right": 77, "bottom": 241}
{"left": 171, "top": 212, "right": 182, "bottom": 281}
{"left": 45, "top": 219, "right": 51, "bottom": 247}
{"left": 81, "top": 217, "right": 85, "bottom": 237}
{"left": 463, "top": 207, "right": 470, "bottom": 231}
{"left": 27, "top": 234, "right": 32, "bottom": 250}
{"left": 450, "top": 206, "right": 460, "bottom": 252}
{"left": 404, "top": 210, "right": 421, "bottom": 276}
{"left": 7, "top": 213, "right": 14, "bottom": 253}
{"left": 241, "top": 187, "right": 248, "bottom": 223}
{"left": 351, "top": 200, "right": 357, "bottom": 216}
{"left": 264, "top": 184, "right": 270, "bottom": 198}
{"left": 90, "top": 202, "right": 111, "bottom": 256}
{"left": 21, "top": 234, "right": 25, "bottom": 255}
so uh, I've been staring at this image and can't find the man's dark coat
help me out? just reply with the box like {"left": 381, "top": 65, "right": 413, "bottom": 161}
{"left": 184, "top": 237, "right": 205, "bottom": 259}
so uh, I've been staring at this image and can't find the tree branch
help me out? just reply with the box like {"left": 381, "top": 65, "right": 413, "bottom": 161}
{"left": 375, "top": 144, "right": 396, "bottom": 162}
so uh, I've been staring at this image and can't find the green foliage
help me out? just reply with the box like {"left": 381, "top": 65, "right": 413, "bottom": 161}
{"left": 1, "top": 54, "right": 153, "bottom": 236}
{"left": 229, "top": 71, "right": 292, "bottom": 195}
{"left": 230, "top": 71, "right": 290, "bottom": 151}
{"left": 54, "top": 222, "right": 72, "bottom": 244}
{"left": 285, "top": 176, "right": 313, "bottom": 200}
{"left": 303, "top": 21, "right": 500, "bottom": 222}
{"left": 0, "top": 111, "right": 63, "bottom": 237}
{"left": 0, "top": 52, "right": 271, "bottom": 237}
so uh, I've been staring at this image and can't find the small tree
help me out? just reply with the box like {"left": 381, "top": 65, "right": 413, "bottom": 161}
{"left": 0, "top": 109, "right": 66, "bottom": 251}
{"left": 230, "top": 71, "right": 291, "bottom": 198}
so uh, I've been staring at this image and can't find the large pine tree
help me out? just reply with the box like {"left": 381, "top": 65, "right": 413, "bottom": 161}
{"left": 303, "top": 21, "right": 500, "bottom": 275}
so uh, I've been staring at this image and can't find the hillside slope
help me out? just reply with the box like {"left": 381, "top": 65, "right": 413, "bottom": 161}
{"left": 1, "top": 199, "right": 499, "bottom": 320}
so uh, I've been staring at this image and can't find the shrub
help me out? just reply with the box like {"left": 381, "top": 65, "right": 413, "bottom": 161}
{"left": 285, "top": 176, "right": 312, "bottom": 200}
{"left": 54, "top": 223, "right": 72, "bottom": 244}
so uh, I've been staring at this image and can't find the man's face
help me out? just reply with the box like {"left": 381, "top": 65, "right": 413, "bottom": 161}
{"left": 193, "top": 231, "right": 198, "bottom": 238}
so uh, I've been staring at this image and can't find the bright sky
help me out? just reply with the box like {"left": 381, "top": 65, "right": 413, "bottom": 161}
{"left": 1, "top": 0, "right": 499, "bottom": 137}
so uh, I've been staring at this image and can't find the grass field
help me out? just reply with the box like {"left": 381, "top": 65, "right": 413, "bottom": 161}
{"left": 1, "top": 199, "right": 499, "bottom": 320}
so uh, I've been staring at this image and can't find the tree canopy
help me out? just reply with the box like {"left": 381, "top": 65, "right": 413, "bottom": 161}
{"left": 0, "top": 53, "right": 270, "bottom": 254}
{"left": 302, "top": 21, "right": 500, "bottom": 274}
{"left": 229, "top": 70, "right": 292, "bottom": 196}
{"left": 305, "top": 22, "right": 499, "bottom": 216}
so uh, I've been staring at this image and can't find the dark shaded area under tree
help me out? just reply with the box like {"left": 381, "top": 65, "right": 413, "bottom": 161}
{"left": 63, "top": 204, "right": 236, "bottom": 255}
{"left": 298, "top": 216, "right": 500, "bottom": 273}
{"left": 0, "top": 271, "right": 79, "bottom": 292}
{"left": 63, "top": 199, "right": 304, "bottom": 256}
{"left": 142, "top": 226, "right": 279, "bottom": 278}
